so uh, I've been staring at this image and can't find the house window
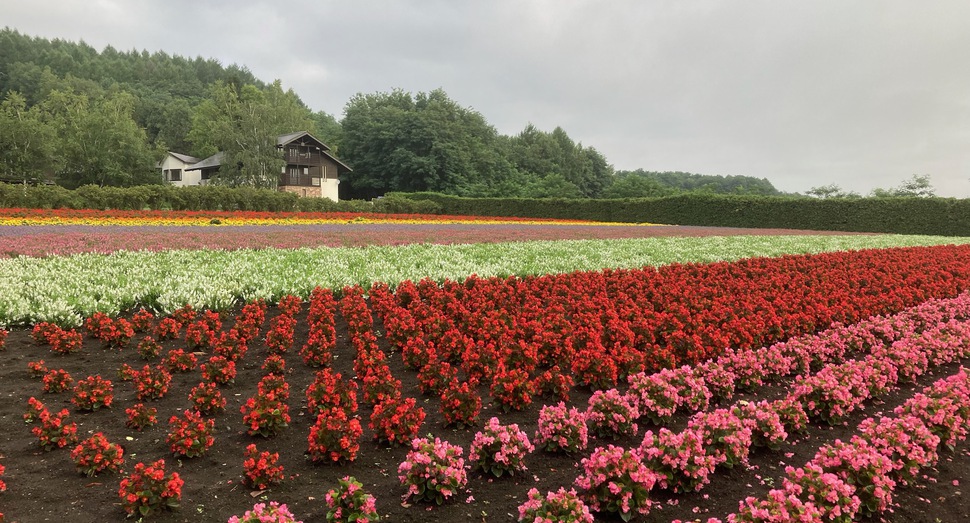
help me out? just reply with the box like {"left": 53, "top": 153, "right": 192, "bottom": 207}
{"left": 167, "top": 169, "right": 182, "bottom": 182}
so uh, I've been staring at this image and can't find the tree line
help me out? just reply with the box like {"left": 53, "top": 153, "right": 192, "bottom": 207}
{"left": 1, "top": 29, "right": 934, "bottom": 200}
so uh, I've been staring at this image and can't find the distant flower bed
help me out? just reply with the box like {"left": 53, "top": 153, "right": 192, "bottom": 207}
{"left": 0, "top": 207, "right": 623, "bottom": 226}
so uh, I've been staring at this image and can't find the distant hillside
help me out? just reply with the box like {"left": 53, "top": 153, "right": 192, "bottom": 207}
{"left": 0, "top": 28, "right": 788, "bottom": 199}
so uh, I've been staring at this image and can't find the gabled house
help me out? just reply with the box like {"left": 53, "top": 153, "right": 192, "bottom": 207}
{"left": 159, "top": 152, "right": 202, "bottom": 187}
{"left": 163, "top": 132, "right": 351, "bottom": 201}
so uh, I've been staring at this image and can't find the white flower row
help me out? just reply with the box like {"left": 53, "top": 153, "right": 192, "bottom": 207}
{"left": 0, "top": 234, "right": 966, "bottom": 326}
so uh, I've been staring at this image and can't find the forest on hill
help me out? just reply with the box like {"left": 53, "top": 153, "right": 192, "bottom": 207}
{"left": 0, "top": 28, "right": 781, "bottom": 199}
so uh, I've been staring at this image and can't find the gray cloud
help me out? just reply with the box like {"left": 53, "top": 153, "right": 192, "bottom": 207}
{"left": 6, "top": 0, "right": 970, "bottom": 196}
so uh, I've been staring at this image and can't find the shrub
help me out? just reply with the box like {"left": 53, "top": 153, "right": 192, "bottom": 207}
{"left": 440, "top": 380, "right": 481, "bottom": 429}
{"left": 585, "top": 389, "right": 639, "bottom": 440}
{"left": 324, "top": 476, "right": 380, "bottom": 523}
{"left": 229, "top": 502, "right": 302, "bottom": 523}
{"left": 308, "top": 409, "right": 362, "bottom": 464}
{"left": 687, "top": 408, "right": 753, "bottom": 469}
{"left": 732, "top": 401, "right": 788, "bottom": 451}
{"left": 134, "top": 365, "right": 172, "bottom": 401}
{"left": 136, "top": 336, "right": 162, "bottom": 359}
{"left": 306, "top": 369, "right": 358, "bottom": 418}
{"left": 42, "top": 368, "right": 73, "bottom": 393}
{"left": 469, "top": 417, "right": 534, "bottom": 477}
{"left": 241, "top": 393, "right": 291, "bottom": 438}
{"left": 640, "top": 428, "right": 717, "bottom": 493}
{"left": 125, "top": 403, "right": 158, "bottom": 431}
{"left": 574, "top": 445, "right": 658, "bottom": 520}
{"left": 71, "top": 432, "right": 125, "bottom": 477}
{"left": 262, "top": 354, "right": 287, "bottom": 376}
{"left": 27, "top": 359, "right": 47, "bottom": 378}
{"left": 188, "top": 381, "right": 226, "bottom": 415}
{"left": 163, "top": 348, "right": 198, "bottom": 373}
{"left": 201, "top": 355, "right": 236, "bottom": 385}
{"left": 242, "top": 444, "right": 284, "bottom": 490}
{"left": 782, "top": 463, "right": 860, "bottom": 523}
{"left": 490, "top": 366, "right": 535, "bottom": 412}
{"left": 811, "top": 439, "right": 896, "bottom": 517}
{"left": 398, "top": 436, "right": 467, "bottom": 505}
{"left": 166, "top": 410, "right": 215, "bottom": 458}
{"left": 534, "top": 402, "right": 588, "bottom": 454}
{"left": 369, "top": 396, "right": 425, "bottom": 447}
{"left": 32, "top": 406, "right": 78, "bottom": 451}
{"left": 517, "top": 487, "right": 594, "bottom": 523}
{"left": 71, "top": 375, "right": 114, "bottom": 411}
{"left": 118, "top": 459, "right": 183, "bottom": 517}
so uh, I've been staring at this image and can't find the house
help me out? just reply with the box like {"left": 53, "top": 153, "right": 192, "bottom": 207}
{"left": 162, "top": 132, "right": 351, "bottom": 201}
{"left": 159, "top": 152, "right": 202, "bottom": 187}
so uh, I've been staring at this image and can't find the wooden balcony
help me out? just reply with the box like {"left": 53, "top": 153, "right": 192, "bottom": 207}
{"left": 284, "top": 149, "right": 327, "bottom": 166}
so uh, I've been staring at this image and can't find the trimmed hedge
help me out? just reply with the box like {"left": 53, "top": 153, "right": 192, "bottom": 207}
{"left": 0, "top": 184, "right": 441, "bottom": 215}
{"left": 2, "top": 183, "right": 965, "bottom": 236}
{"left": 395, "top": 192, "right": 970, "bottom": 236}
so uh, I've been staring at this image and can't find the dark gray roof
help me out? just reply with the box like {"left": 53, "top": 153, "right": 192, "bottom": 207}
{"left": 185, "top": 152, "right": 225, "bottom": 171}
{"left": 277, "top": 131, "right": 331, "bottom": 152}
{"left": 169, "top": 152, "right": 201, "bottom": 164}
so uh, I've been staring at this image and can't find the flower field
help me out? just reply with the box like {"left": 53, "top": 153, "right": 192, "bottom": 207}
{"left": 0, "top": 215, "right": 969, "bottom": 522}
{"left": 0, "top": 222, "right": 870, "bottom": 259}
{"left": 2, "top": 233, "right": 969, "bottom": 327}
{"left": 0, "top": 208, "right": 608, "bottom": 226}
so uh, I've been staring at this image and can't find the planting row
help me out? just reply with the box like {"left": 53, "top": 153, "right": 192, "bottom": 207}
{"left": 6, "top": 285, "right": 970, "bottom": 521}
{"left": 0, "top": 222, "right": 855, "bottom": 259}
{"left": 371, "top": 244, "right": 970, "bottom": 379}
{"left": 3, "top": 235, "right": 968, "bottom": 326}
{"left": 0, "top": 207, "right": 601, "bottom": 226}
{"left": 703, "top": 367, "right": 970, "bottom": 523}
{"left": 560, "top": 293, "right": 970, "bottom": 521}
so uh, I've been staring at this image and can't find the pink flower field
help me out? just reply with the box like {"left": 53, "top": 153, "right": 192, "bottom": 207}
{"left": 0, "top": 223, "right": 857, "bottom": 258}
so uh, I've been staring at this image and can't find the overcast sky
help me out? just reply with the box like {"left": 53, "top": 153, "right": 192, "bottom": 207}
{"left": 6, "top": 1, "right": 970, "bottom": 196}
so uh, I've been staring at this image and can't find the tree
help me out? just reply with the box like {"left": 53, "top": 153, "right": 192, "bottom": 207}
{"left": 894, "top": 174, "right": 936, "bottom": 197}
{"left": 0, "top": 91, "right": 55, "bottom": 182}
{"left": 601, "top": 175, "right": 677, "bottom": 198}
{"left": 869, "top": 174, "right": 936, "bottom": 198}
{"left": 505, "top": 125, "right": 614, "bottom": 198}
{"left": 188, "top": 80, "right": 315, "bottom": 188}
{"left": 340, "top": 88, "right": 515, "bottom": 199}
{"left": 806, "top": 184, "right": 860, "bottom": 199}
{"left": 40, "top": 86, "right": 159, "bottom": 187}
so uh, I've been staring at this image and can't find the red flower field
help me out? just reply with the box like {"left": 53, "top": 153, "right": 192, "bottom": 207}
{"left": 0, "top": 246, "right": 968, "bottom": 522}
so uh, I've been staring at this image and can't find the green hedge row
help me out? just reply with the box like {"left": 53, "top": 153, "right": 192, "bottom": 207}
{"left": 4, "top": 183, "right": 966, "bottom": 236}
{"left": 0, "top": 184, "right": 441, "bottom": 214}
{"left": 395, "top": 192, "right": 970, "bottom": 236}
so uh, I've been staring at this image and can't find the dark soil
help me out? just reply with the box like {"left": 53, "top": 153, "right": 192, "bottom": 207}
{"left": 0, "top": 305, "right": 966, "bottom": 523}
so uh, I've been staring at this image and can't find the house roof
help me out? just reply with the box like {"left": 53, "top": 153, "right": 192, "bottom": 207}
{"left": 185, "top": 152, "right": 225, "bottom": 171}
{"left": 169, "top": 152, "right": 201, "bottom": 164}
{"left": 277, "top": 131, "right": 332, "bottom": 152}
{"left": 319, "top": 150, "right": 353, "bottom": 173}
{"left": 277, "top": 131, "right": 352, "bottom": 173}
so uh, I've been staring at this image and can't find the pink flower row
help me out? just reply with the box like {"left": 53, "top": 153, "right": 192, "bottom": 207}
{"left": 719, "top": 367, "right": 970, "bottom": 523}
{"left": 567, "top": 292, "right": 970, "bottom": 520}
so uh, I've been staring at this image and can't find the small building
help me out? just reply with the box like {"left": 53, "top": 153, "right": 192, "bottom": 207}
{"left": 158, "top": 152, "right": 202, "bottom": 187}
{"left": 276, "top": 131, "right": 351, "bottom": 201}
{"left": 163, "top": 132, "right": 351, "bottom": 201}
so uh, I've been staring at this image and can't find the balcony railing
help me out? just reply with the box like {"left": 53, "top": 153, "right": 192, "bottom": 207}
{"left": 285, "top": 150, "right": 327, "bottom": 166}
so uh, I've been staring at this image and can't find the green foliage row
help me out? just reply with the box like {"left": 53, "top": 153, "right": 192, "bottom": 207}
{"left": 0, "top": 184, "right": 441, "bottom": 214}
{"left": 397, "top": 192, "right": 970, "bottom": 236}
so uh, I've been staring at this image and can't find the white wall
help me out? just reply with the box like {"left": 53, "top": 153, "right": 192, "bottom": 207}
{"left": 321, "top": 179, "right": 339, "bottom": 202}
{"left": 159, "top": 155, "right": 202, "bottom": 187}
